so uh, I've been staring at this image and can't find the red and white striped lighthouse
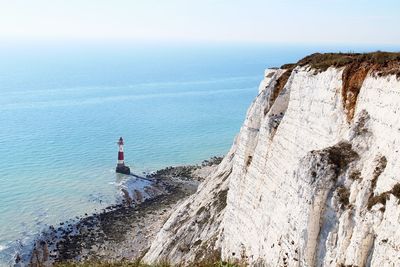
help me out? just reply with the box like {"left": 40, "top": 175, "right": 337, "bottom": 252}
{"left": 116, "top": 137, "right": 131, "bottom": 174}
{"left": 117, "top": 137, "right": 125, "bottom": 167}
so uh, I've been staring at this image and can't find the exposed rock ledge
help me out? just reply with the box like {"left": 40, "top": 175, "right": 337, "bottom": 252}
{"left": 143, "top": 52, "right": 400, "bottom": 266}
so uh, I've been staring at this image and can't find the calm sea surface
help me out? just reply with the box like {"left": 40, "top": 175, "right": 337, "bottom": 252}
{"left": 0, "top": 43, "right": 396, "bottom": 264}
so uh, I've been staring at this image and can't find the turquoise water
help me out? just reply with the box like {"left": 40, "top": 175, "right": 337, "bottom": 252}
{"left": 1, "top": 43, "right": 397, "bottom": 264}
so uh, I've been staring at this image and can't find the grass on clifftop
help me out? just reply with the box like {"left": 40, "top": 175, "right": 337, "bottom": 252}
{"left": 281, "top": 51, "right": 400, "bottom": 75}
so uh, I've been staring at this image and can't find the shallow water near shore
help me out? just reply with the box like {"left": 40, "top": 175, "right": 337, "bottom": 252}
{"left": 1, "top": 43, "right": 394, "bottom": 264}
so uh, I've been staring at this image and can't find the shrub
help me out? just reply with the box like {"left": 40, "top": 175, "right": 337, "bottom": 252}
{"left": 337, "top": 186, "right": 350, "bottom": 207}
{"left": 367, "top": 183, "right": 400, "bottom": 210}
{"left": 349, "top": 170, "right": 361, "bottom": 181}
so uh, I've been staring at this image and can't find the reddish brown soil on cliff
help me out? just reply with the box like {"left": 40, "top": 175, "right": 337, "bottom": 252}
{"left": 280, "top": 52, "right": 400, "bottom": 122}
{"left": 341, "top": 62, "right": 371, "bottom": 122}
{"left": 271, "top": 68, "right": 293, "bottom": 104}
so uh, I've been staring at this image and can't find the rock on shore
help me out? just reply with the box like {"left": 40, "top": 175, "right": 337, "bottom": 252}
{"left": 24, "top": 158, "right": 221, "bottom": 266}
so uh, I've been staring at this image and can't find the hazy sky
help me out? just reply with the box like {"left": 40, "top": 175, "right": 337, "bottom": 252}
{"left": 1, "top": 0, "right": 399, "bottom": 45}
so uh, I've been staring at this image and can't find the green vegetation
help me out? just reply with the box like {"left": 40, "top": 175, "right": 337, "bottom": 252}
{"left": 54, "top": 249, "right": 244, "bottom": 267}
{"left": 55, "top": 260, "right": 167, "bottom": 267}
{"left": 215, "top": 189, "right": 228, "bottom": 213}
{"left": 367, "top": 183, "right": 400, "bottom": 210}
{"left": 324, "top": 142, "right": 359, "bottom": 178}
{"left": 392, "top": 183, "right": 400, "bottom": 199}
{"left": 282, "top": 51, "right": 400, "bottom": 74}
{"left": 349, "top": 170, "right": 362, "bottom": 181}
{"left": 54, "top": 259, "right": 239, "bottom": 267}
{"left": 337, "top": 186, "right": 350, "bottom": 207}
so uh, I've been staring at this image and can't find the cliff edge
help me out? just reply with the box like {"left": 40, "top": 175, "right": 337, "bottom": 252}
{"left": 144, "top": 52, "right": 400, "bottom": 266}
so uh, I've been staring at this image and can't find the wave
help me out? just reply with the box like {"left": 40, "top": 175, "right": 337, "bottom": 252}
{"left": 0, "top": 75, "right": 260, "bottom": 97}
{"left": 0, "top": 241, "right": 19, "bottom": 266}
{"left": 0, "top": 86, "right": 255, "bottom": 111}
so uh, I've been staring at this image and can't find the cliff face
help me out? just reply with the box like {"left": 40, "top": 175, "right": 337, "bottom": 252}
{"left": 144, "top": 54, "right": 400, "bottom": 266}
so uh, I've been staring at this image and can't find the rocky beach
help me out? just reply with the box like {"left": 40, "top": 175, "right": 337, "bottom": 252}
{"left": 21, "top": 157, "right": 222, "bottom": 266}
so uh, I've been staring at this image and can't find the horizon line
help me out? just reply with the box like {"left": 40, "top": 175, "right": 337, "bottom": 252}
{"left": 0, "top": 37, "right": 400, "bottom": 48}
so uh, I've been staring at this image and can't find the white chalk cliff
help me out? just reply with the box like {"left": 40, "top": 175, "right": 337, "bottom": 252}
{"left": 144, "top": 54, "right": 400, "bottom": 266}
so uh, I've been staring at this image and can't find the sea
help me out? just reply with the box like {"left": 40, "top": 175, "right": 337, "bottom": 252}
{"left": 0, "top": 42, "right": 398, "bottom": 265}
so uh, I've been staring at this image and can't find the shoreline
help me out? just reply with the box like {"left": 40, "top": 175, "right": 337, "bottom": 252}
{"left": 20, "top": 157, "right": 222, "bottom": 266}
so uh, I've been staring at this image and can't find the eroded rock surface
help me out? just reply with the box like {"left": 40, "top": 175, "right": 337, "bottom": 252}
{"left": 145, "top": 57, "right": 400, "bottom": 266}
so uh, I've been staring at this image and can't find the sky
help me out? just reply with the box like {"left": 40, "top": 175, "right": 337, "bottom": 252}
{"left": 0, "top": 0, "right": 399, "bottom": 45}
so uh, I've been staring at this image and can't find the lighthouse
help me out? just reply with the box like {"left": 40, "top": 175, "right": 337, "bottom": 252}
{"left": 116, "top": 137, "right": 131, "bottom": 175}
